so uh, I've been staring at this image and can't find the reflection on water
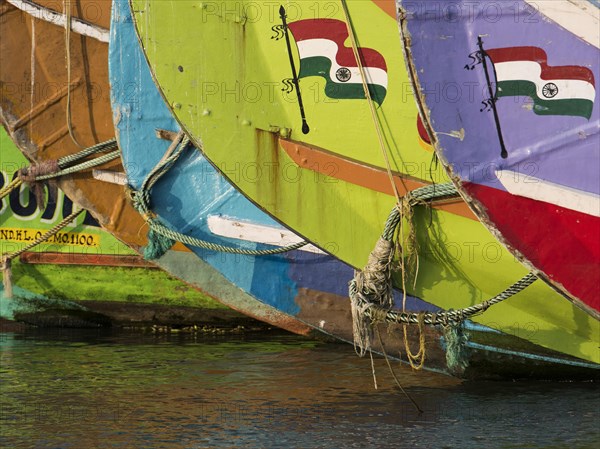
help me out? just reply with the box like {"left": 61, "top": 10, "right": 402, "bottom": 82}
{"left": 0, "top": 328, "right": 598, "bottom": 449}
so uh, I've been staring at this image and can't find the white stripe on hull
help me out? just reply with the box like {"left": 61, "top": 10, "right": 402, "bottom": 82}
{"left": 496, "top": 169, "right": 600, "bottom": 217}
{"left": 296, "top": 39, "right": 388, "bottom": 88}
{"left": 524, "top": 0, "right": 599, "bottom": 49}
{"left": 495, "top": 61, "right": 596, "bottom": 102}
{"left": 208, "top": 216, "right": 326, "bottom": 254}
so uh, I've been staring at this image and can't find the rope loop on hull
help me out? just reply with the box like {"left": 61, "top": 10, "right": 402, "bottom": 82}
{"left": 348, "top": 182, "right": 538, "bottom": 375}
{"left": 128, "top": 131, "right": 309, "bottom": 260}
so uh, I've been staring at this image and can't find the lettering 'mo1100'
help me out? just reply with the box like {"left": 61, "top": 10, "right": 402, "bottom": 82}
{"left": 0, "top": 132, "right": 136, "bottom": 258}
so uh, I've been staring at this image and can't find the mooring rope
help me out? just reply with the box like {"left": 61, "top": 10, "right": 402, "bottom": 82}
{"left": 33, "top": 150, "right": 120, "bottom": 181}
{"left": 350, "top": 271, "right": 538, "bottom": 327}
{"left": 0, "top": 178, "right": 23, "bottom": 200}
{"left": 0, "top": 139, "right": 118, "bottom": 202}
{"left": 129, "top": 131, "right": 309, "bottom": 260}
{"left": 349, "top": 182, "right": 538, "bottom": 375}
{"left": 1, "top": 208, "right": 85, "bottom": 299}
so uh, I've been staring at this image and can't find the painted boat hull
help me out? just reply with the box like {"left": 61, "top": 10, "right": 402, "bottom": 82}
{"left": 128, "top": 0, "right": 600, "bottom": 364}
{"left": 0, "top": 0, "right": 310, "bottom": 334}
{"left": 401, "top": 0, "right": 600, "bottom": 317}
{"left": 1, "top": 112, "right": 265, "bottom": 329}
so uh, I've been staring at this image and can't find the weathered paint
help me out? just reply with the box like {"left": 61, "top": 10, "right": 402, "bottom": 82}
{"left": 206, "top": 216, "right": 326, "bottom": 254}
{"left": 5, "top": 0, "right": 110, "bottom": 42}
{"left": 401, "top": 0, "right": 600, "bottom": 315}
{"left": 0, "top": 0, "right": 309, "bottom": 334}
{"left": 130, "top": 0, "right": 600, "bottom": 364}
{"left": 112, "top": 0, "right": 569, "bottom": 377}
{"left": 0, "top": 125, "right": 231, "bottom": 316}
{"left": 18, "top": 252, "right": 154, "bottom": 268}
{"left": 278, "top": 138, "right": 475, "bottom": 220}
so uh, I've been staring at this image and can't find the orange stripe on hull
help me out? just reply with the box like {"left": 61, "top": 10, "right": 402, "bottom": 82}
{"left": 371, "top": 0, "right": 397, "bottom": 19}
{"left": 279, "top": 139, "right": 475, "bottom": 220}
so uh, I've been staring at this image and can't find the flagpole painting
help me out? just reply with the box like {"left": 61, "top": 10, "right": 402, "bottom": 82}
{"left": 285, "top": 18, "right": 388, "bottom": 105}
{"left": 279, "top": 5, "right": 310, "bottom": 134}
{"left": 477, "top": 36, "right": 509, "bottom": 159}
{"left": 274, "top": 9, "right": 390, "bottom": 133}
{"left": 485, "top": 46, "right": 595, "bottom": 120}
{"left": 470, "top": 39, "right": 596, "bottom": 159}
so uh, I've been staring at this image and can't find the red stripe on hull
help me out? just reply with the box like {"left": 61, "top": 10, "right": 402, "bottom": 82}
{"left": 288, "top": 19, "right": 387, "bottom": 71}
{"left": 417, "top": 115, "right": 431, "bottom": 144}
{"left": 464, "top": 182, "right": 600, "bottom": 313}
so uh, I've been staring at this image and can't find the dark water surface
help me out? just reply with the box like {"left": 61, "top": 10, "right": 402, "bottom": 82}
{"left": 0, "top": 328, "right": 598, "bottom": 449}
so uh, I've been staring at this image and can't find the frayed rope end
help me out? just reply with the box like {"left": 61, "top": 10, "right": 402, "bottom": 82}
{"left": 443, "top": 322, "right": 470, "bottom": 375}
{"left": 143, "top": 229, "right": 175, "bottom": 260}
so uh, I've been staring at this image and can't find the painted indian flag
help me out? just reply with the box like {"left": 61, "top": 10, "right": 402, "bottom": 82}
{"left": 486, "top": 46, "right": 596, "bottom": 119}
{"left": 287, "top": 19, "right": 388, "bottom": 105}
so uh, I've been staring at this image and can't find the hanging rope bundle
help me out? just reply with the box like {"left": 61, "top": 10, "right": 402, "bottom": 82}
{"left": 348, "top": 182, "right": 538, "bottom": 374}
{"left": 128, "top": 131, "right": 309, "bottom": 260}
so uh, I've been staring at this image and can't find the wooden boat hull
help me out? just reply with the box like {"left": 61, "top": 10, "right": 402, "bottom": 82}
{"left": 128, "top": 0, "right": 600, "bottom": 364}
{"left": 0, "top": 0, "right": 313, "bottom": 334}
{"left": 401, "top": 0, "right": 599, "bottom": 316}
{"left": 1, "top": 126, "right": 268, "bottom": 328}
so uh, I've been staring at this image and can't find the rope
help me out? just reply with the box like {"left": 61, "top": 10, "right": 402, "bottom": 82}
{"left": 0, "top": 139, "right": 118, "bottom": 201}
{"left": 376, "top": 327, "right": 423, "bottom": 413}
{"left": 350, "top": 183, "right": 458, "bottom": 357}
{"left": 389, "top": 184, "right": 458, "bottom": 370}
{"left": 57, "top": 138, "right": 117, "bottom": 167}
{"left": 348, "top": 182, "right": 538, "bottom": 374}
{"left": 339, "top": 0, "right": 402, "bottom": 203}
{"left": 350, "top": 261, "right": 538, "bottom": 326}
{"left": 33, "top": 149, "right": 120, "bottom": 181}
{"left": 403, "top": 313, "right": 426, "bottom": 370}
{"left": 0, "top": 178, "right": 23, "bottom": 200}
{"left": 64, "top": 0, "right": 83, "bottom": 148}
{"left": 129, "top": 132, "right": 309, "bottom": 259}
{"left": 1, "top": 208, "right": 85, "bottom": 298}
{"left": 147, "top": 220, "right": 309, "bottom": 255}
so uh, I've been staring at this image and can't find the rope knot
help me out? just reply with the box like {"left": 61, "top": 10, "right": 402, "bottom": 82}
{"left": 127, "top": 186, "right": 154, "bottom": 219}
{"left": 18, "top": 160, "right": 60, "bottom": 183}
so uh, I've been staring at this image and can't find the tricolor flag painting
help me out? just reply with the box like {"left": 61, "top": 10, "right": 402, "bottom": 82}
{"left": 287, "top": 19, "right": 388, "bottom": 105}
{"left": 486, "top": 46, "right": 596, "bottom": 119}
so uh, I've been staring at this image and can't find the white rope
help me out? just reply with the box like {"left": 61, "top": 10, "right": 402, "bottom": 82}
{"left": 6, "top": 0, "right": 109, "bottom": 42}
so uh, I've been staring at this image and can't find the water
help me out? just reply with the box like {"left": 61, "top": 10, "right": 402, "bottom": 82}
{"left": 0, "top": 328, "right": 598, "bottom": 449}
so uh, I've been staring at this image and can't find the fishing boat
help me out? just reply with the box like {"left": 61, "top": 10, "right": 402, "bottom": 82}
{"left": 400, "top": 0, "right": 599, "bottom": 317}
{"left": 0, "top": 127, "right": 262, "bottom": 329}
{"left": 131, "top": 0, "right": 600, "bottom": 366}
{"left": 123, "top": 2, "right": 594, "bottom": 374}
{"left": 0, "top": 0, "right": 312, "bottom": 334}
{"left": 109, "top": 0, "right": 458, "bottom": 375}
